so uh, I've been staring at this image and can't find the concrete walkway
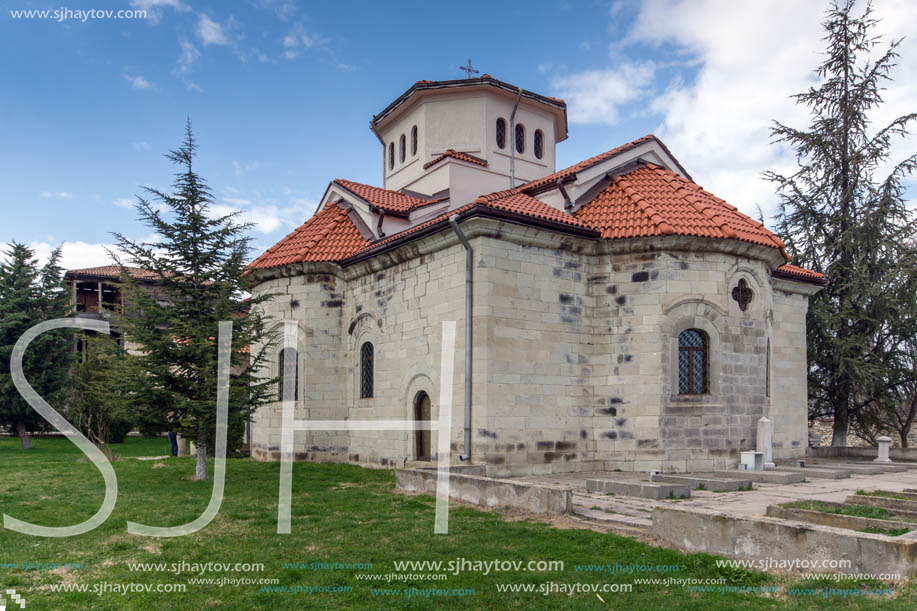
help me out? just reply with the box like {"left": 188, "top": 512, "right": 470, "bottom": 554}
{"left": 516, "top": 460, "right": 917, "bottom": 531}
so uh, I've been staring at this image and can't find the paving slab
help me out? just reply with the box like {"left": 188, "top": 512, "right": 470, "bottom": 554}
{"left": 586, "top": 479, "right": 691, "bottom": 499}
{"left": 811, "top": 461, "right": 906, "bottom": 474}
{"left": 651, "top": 474, "right": 751, "bottom": 491}
{"left": 807, "top": 462, "right": 887, "bottom": 475}
{"left": 709, "top": 470, "right": 804, "bottom": 484}
{"left": 772, "top": 466, "right": 851, "bottom": 479}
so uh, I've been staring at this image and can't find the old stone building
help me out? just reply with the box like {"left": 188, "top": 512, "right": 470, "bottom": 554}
{"left": 245, "top": 75, "right": 824, "bottom": 476}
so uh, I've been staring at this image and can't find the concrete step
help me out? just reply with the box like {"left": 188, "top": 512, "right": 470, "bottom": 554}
{"left": 811, "top": 461, "right": 907, "bottom": 474}
{"left": 772, "top": 466, "right": 851, "bottom": 479}
{"left": 651, "top": 474, "right": 751, "bottom": 491}
{"left": 808, "top": 462, "right": 888, "bottom": 475}
{"left": 709, "top": 469, "right": 804, "bottom": 484}
{"left": 585, "top": 479, "right": 691, "bottom": 499}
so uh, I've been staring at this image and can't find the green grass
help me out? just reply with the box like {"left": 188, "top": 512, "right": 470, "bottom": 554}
{"left": 781, "top": 500, "right": 917, "bottom": 523}
{"left": 856, "top": 490, "right": 912, "bottom": 500}
{"left": 1, "top": 437, "right": 916, "bottom": 609}
{"left": 857, "top": 527, "right": 911, "bottom": 536}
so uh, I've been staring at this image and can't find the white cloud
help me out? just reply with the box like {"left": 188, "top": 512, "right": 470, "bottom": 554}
{"left": 130, "top": 0, "right": 189, "bottom": 25}
{"left": 173, "top": 38, "right": 199, "bottom": 75}
{"left": 551, "top": 62, "right": 655, "bottom": 125}
{"left": 28, "top": 241, "right": 118, "bottom": 271}
{"left": 113, "top": 198, "right": 135, "bottom": 209}
{"left": 232, "top": 160, "right": 261, "bottom": 176}
{"left": 132, "top": 141, "right": 150, "bottom": 151}
{"left": 122, "top": 73, "right": 152, "bottom": 90}
{"left": 196, "top": 14, "right": 229, "bottom": 46}
{"left": 172, "top": 38, "right": 203, "bottom": 92}
{"left": 40, "top": 191, "right": 72, "bottom": 199}
{"left": 280, "top": 24, "right": 326, "bottom": 60}
{"left": 561, "top": 0, "right": 917, "bottom": 219}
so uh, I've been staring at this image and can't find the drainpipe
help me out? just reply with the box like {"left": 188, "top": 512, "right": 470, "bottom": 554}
{"left": 448, "top": 214, "right": 472, "bottom": 462}
{"left": 509, "top": 87, "right": 522, "bottom": 188}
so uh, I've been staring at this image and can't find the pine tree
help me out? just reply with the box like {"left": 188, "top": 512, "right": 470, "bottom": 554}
{"left": 766, "top": 0, "right": 917, "bottom": 446}
{"left": 113, "top": 120, "right": 274, "bottom": 480}
{"left": 0, "top": 243, "right": 73, "bottom": 449}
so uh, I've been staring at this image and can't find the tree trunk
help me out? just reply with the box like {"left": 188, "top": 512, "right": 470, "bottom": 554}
{"left": 831, "top": 403, "right": 848, "bottom": 447}
{"left": 17, "top": 419, "right": 31, "bottom": 450}
{"left": 194, "top": 430, "right": 208, "bottom": 481}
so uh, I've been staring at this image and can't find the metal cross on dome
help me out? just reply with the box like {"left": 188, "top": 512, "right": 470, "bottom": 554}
{"left": 459, "top": 59, "right": 479, "bottom": 79}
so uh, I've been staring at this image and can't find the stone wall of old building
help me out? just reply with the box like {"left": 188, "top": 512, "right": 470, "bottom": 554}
{"left": 248, "top": 218, "right": 814, "bottom": 475}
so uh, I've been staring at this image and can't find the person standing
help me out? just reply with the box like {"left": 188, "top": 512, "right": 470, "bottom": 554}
{"left": 167, "top": 411, "right": 178, "bottom": 457}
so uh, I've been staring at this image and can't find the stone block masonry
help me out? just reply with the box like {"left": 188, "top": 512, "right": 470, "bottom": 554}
{"left": 248, "top": 217, "right": 815, "bottom": 476}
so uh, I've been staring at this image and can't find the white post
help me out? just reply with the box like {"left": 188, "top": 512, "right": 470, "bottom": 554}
{"left": 875, "top": 436, "right": 892, "bottom": 463}
{"left": 757, "top": 416, "right": 775, "bottom": 470}
{"left": 97, "top": 281, "right": 103, "bottom": 312}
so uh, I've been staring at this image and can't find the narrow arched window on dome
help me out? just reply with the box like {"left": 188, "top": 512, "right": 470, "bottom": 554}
{"left": 360, "top": 342, "right": 374, "bottom": 399}
{"left": 515, "top": 123, "right": 525, "bottom": 154}
{"left": 534, "top": 129, "right": 544, "bottom": 159}
{"left": 411, "top": 125, "right": 418, "bottom": 155}
{"left": 496, "top": 118, "right": 506, "bottom": 149}
{"left": 388, "top": 142, "right": 394, "bottom": 170}
{"left": 399, "top": 134, "right": 406, "bottom": 163}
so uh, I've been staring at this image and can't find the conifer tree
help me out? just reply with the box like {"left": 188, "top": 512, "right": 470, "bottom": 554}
{"left": 766, "top": 0, "right": 917, "bottom": 446}
{"left": 114, "top": 121, "right": 274, "bottom": 480}
{"left": 0, "top": 243, "right": 73, "bottom": 449}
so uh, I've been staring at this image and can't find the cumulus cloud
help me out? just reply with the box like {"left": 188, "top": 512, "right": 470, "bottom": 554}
{"left": 280, "top": 24, "right": 326, "bottom": 60}
{"left": 196, "top": 14, "right": 229, "bottom": 46}
{"left": 123, "top": 73, "right": 152, "bottom": 90}
{"left": 551, "top": 62, "right": 655, "bottom": 125}
{"left": 129, "top": 0, "right": 189, "bottom": 25}
{"left": 556, "top": 0, "right": 917, "bottom": 218}
{"left": 208, "top": 200, "right": 310, "bottom": 235}
{"left": 28, "top": 241, "right": 118, "bottom": 271}
{"left": 113, "top": 198, "right": 135, "bottom": 209}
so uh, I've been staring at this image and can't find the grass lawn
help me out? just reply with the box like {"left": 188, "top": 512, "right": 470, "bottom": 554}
{"left": 1, "top": 437, "right": 914, "bottom": 610}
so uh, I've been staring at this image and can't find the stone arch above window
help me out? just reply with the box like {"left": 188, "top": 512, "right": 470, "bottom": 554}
{"left": 360, "top": 341, "right": 374, "bottom": 399}
{"left": 662, "top": 299, "right": 725, "bottom": 402}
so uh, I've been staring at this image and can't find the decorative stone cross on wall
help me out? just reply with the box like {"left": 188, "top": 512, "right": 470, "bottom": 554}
{"left": 732, "top": 278, "right": 753, "bottom": 311}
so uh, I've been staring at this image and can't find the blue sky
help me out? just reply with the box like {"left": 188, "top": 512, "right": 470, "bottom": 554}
{"left": 1, "top": 0, "right": 914, "bottom": 269}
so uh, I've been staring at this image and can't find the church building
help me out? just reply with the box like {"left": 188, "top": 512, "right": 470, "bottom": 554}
{"left": 244, "top": 75, "right": 824, "bottom": 476}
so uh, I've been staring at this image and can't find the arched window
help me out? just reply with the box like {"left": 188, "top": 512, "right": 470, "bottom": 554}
{"left": 411, "top": 125, "right": 418, "bottom": 155}
{"left": 388, "top": 142, "right": 394, "bottom": 170}
{"left": 399, "top": 134, "right": 406, "bottom": 163}
{"left": 678, "top": 329, "right": 708, "bottom": 395}
{"left": 496, "top": 118, "right": 506, "bottom": 149}
{"left": 278, "top": 347, "right": 299, "bottom": 401}
{"left": 534, "top": 129, "right": 544, "bottom": 159}
{"left": 360, "top": 341, "right": 374, "bottom": 398}
{"left": 514, "top": 123, "right": 525, "bottom": 154}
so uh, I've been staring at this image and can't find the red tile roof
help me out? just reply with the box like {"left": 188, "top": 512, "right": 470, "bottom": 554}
{"left": 423, "top": 149, "right": 488, "bottom": 170}
{"left": 249, "top": 142, "right": 825, "bottom": 282}
{"left": 333, "top": 179, "right": 438, "bottom": 215}
{"left": 520, "top": 134, "right": 694, "bottom": 193}
{"left": 247, "top": 201, "right": 368, "bottom": 269}
{"left": 774, "top": 264, "right": 826, "bottom": 283}
{"left": 574, "top": 163, "right": 788, "bottom": 255}
{"left": 65, "top": 265, "right": 162, "bottom": 281}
